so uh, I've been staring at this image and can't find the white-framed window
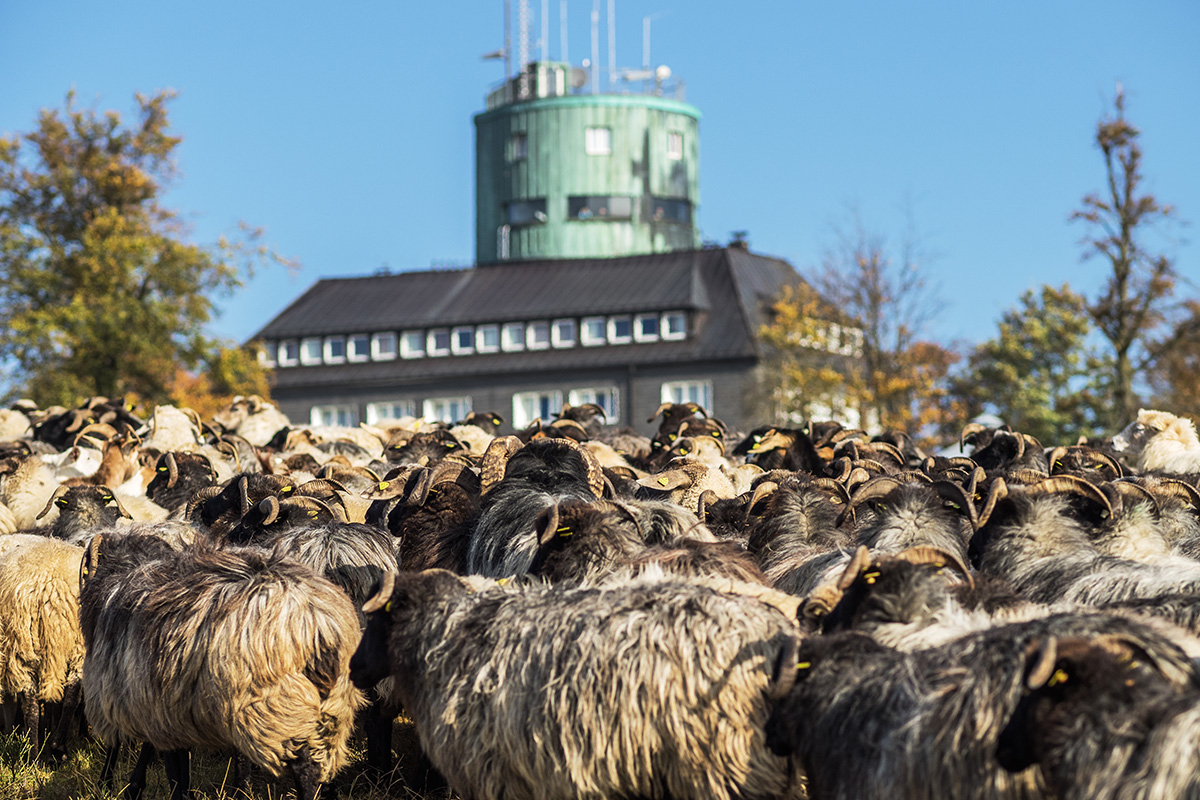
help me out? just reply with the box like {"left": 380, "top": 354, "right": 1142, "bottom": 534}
{"left": 424, "top": 396, "right": 472, "bottom": 424}
{"left": 662, "top": 311, "right": 687, "bottom": 340}
{"left": 568, "top": 387, "right": 620, "bottom": 424}
{"left": 526, "top": 321, "right": 551, "bottom": 350}
{"left": 502, "top": 322, "right": 526, "bottom": 352}
{"left": 277, "top": 339, "right": 299, "bottom": 367}
{"left": 607, "top": 315, "right": 633, "bottom": 345}
{"left": 585, "top": 126, "right": 612, "bottom": 155}
{"left": 634, "top": 313, "right": 660, "bottom": 342}
{"left": 512, "top": 390, "right": 563, "bottom": 429}
{"left": 661, "top": 380, "right": 712, "bottom": 411}
{"left": 451, "top": 326, "right": 475, "bottom": 355}
{"left": 509, "top": 131, "right": 528, "bottom": 161}
{"left": 581, "top": 316, "right": 606, "bottom": 346}
{"left": 310, "top": 404, "right": 359, "bottom": 427}
{"left": 427, "top": 329, "right": 451, "bottom": 357}
{"left": 348, "top": 334, "right": 371, "bottom": 362}
{"left": 552, "top": 318, "right": 576, "bottom": 348}
{"left": 476, "top": 324, "right": 500, "bottom": 353}
{"left": 399, "top": 330, "right": 424, "bottom": 359}
{"left": 667, "top": 130, "right": 684, "bottom": 160}
{"left": 323, "top": 336, "right": 347, "bottom": 364}
{"left": 300, "top": 337, "right": 323, "bottom": 365}
{"left": 259, "top": 341, "right": 278, "bottom": 367}
{"left": 366, "top": 400, "right": 416, "bottom": 424}
{"left": 373, "top": 332, "right": 398, "bottom": 361}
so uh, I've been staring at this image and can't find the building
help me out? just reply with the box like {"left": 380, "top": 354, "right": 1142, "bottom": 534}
{"left": 254, "top": 244, "right": 806, "bottom": 433}
{"left": 252, "top": 22, "right": 829, "bottom": 435}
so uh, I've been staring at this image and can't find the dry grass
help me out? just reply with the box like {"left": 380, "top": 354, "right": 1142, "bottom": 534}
{"left": 0, "top": 718, "right": 456, "bottom": 800}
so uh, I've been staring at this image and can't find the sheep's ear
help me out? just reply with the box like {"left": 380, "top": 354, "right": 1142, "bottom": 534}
{"left": 636, "top": 470, "right": 691, "bottom": 492}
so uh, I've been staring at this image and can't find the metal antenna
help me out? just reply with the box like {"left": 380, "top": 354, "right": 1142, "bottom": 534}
{"left": 591, "top": 0, "right": 599, "bottom": 93}
{"left": 607, "top": 0, "right": 616, "bottom": 89}
{"left": 541, "top": 0, "right": 549, "bottom": 64}
{"left": 560, "top": 0, "right": 568, "bottom": 63}
{"left": 518, "top": 0, "right": 531, "bottom": 99}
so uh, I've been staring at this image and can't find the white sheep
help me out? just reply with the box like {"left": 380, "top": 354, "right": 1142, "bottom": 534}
{"left": 1112, "top": 409, "right": 1200, "bottom": 474}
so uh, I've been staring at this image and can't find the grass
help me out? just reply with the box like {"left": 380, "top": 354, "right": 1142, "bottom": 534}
{"left": 0, "top": 718, "right": 455, "bottom": 800}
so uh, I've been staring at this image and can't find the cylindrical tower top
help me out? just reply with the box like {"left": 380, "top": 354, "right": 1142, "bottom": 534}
{"left": 475, "top": 61, "right": 701, "bottom": 264}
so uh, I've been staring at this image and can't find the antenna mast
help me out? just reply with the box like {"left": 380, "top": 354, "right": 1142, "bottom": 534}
{"left": 560, "top": 0, "right": 569, "bottom": 63}
{"left": 607, "top": 0, "right": 616, "bottom": 89}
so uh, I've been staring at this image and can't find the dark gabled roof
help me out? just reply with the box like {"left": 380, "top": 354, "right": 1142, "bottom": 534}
{"left": 254, "top": 249, "right": 722, "bottom": 339}
{"left": 256, "top": 247, "right": 807, "bottom": 387}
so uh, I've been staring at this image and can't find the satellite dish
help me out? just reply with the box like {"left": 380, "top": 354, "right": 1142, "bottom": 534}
{"left": 570, "top": 68, "right": 589, "bottom": 89}
{"left": 655, "top": 64, "right": 672, "bottom": 81}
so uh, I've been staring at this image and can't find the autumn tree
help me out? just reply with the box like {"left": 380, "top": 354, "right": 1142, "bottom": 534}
{"left": 1072, "top": 87, "right": 1194, "bottom": 428}
{"left": 756, "top": 211, "right": 962, "bottom": 446}
{"left": 1147, "top": 300, "right": 1200, "bottom": 425}
{"left": 951, "top": 284, "right": 1111, "bottom": 444}
{"left": 0, "top": 90, "right": 285, "bottom": 407}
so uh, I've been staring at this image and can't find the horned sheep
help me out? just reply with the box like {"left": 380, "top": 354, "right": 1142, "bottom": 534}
{"left": 351, "top": 569, "right": 804, "bottom": 800}
{"left": 79, "top": 532, "right": 365, "bottom": 800}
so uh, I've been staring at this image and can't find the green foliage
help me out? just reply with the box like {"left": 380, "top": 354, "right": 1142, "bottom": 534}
{"left": 0, "top": 90, "right": 286, "bottom": 407}
{"left": 953, "top": 284, "right": 1111, "bottom": 443}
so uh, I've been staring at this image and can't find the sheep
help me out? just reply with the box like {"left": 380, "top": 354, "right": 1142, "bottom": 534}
{"left": 364, "top": 462, "right": 480, "bottom": 573}
{"left": 79, "top": 532, "right": 365, "bottom": 800}
{"left": 996, "top": 634, "right": 1200, "bottom": 800}
{"left": 0, "top": 454, "right": 60, "bottom": 530}
{"left": 0, "top": 534, "right": 85, "bottom": 756}
{"left": 34, "top": 484, "right": 133, "bottom": 544}
{"left": 467, "top": 436, "right": 604, "bottom": 577}
{"left": 145, "top": 451, "right": 219, "bottom": 517}
{"left": 210, "top": 395, "right": 292, "bottom": 447}
{"left": 764, "top": 612, "right": 1198, "bottom": 800}
{"left": 1112, "top": 408, "right": 1200, "bottom": 475}
{"left": 351, "top": 568, "right": 804, "bottom": 800}
{"left": 635, "top": 458, "right": 737, "bottom": 514}
{"left": 745, "top": 474, "right": 856, "bottom": 596}
{"left": 136, "top": 404, "right": 205, "bottom": 453}
{"left": 842, "top": 475, "right": 978, "bottom": 563}
{"left": 971, "top": 477, "right": 1200, "bottom": 606}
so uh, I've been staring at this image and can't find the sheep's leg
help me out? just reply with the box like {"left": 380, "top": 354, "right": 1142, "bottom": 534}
{"left": 162, "top": 748, "right": 191, "bottom": 800}
{"left": 124, "top": 743, "right": 157, "bottom": 800}
{"left": 47, "top": 678, "right": 82, "bottom": 759}
{"left": 100, "top": 742, "right": 122, "bottom": 794}
{"left": 18, "top": 688, "right": 39, "bottom": 759}
{"left": 230, "top": 752, "right": 253, "bottom": 796}
{"left": 363, "top": 693, "right": 394, "bottom": 773}
{"left": 288, "top": 745, "right": 323, "bottom": 800}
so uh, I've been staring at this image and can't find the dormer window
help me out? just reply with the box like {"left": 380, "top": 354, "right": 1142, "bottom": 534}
{"left": 300, "top": 337, "right": 322, "bottom": 365}
{"left": 585, "top": 126, "right": 611, "bottom": 155}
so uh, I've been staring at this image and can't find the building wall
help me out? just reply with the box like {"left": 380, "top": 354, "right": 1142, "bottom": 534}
{"left": 270, "top": 357, "right": 759, "bottom": 437}
{"left": 475, "top": 92, "right": 701, "bottom": 263}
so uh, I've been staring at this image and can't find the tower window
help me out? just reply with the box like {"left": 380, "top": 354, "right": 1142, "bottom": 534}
{"left": 569, "top": 196, "right": 633, "bottom": 221}
{"left": 507, "top": 198, "right": 547, "bottom": 226}
{"left": 510, "top": 132, "right": 528, "bottom": 161}
{"left": 667, "top": 131, "right": 684, "bottom": 159}
{"left": 585, "top": 127, "right": 612, "bottom": 155}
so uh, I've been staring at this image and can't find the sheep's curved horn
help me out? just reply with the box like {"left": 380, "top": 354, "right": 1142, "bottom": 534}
{"left": 959, "top": 422, "right": 989, "bottom": 452}
{"left": 108, "top": 492, "right": 133, "bottom": 520}
{"left": 1006, "top": 468, "right": 1050, "bottom": 486}
{"left": 185, "top": 485, "right": 225, "bottom": 522}
{"left": 746, "top": 481, "right": 779, "bottom": 521}
{"left": 836, "top": 545, "right": 873, "bottom": 591}
{"left": 80, "top": 533, "right": 104, "bottom": 591}
{"left": 1088, "top": 450, "right": 1126, "bottom": 478}
{"left": 480, "top": 435, "right": 523, "bottom": 495}
{"left": 1028, "top": 475, "right": 1112, "bottom": 518}
{"left": 647, "top": 403, "right": 673, "bottom": 424}
{"left": 1048, "top": 446, "right": 1070, "bottom": 474}
{"left": 73, "top": 422, "right": 120, "bottom": 447}
{"left": 1110, "top": 481, "right": 1160, "bottom": 516}
{"left": 257, "top": 496, "right": 281, "bottom": 526}
{"left": 38, "top": 485, "right": 71, "bottom": 521}
{"left": 697, "top": 489, "right": 719, "bottom": 521}
{"left": 975, "top": 477, "right": 1008, "bottom": 529}
{"left": 895, "top": 545, "right": 974, "bottom": 589}
{"left": 361, "top": 569, "right": 396, "bottom": 614}
{"left": 1025, "top": 637, "right": 1059, "bottom": 690}
{"left": 836, "top": 476, "right": 902, "bottom": 527}
{"left": 164, "top": 452, "right": 179, "bottom": 489}
{"left": 932, "top": 480, "right": 979, "bottom": 530}
{"left": 1144, "top": 478, "right": 1200, "bottom": 512}
{"left": 865, "top": 441, "right": 905, "bottom": 467}
{"left": 811, "top": 477, "right": 852, "bottom": 508}
{"left": 769, "top": 635, "right": 801, "bottom": 700}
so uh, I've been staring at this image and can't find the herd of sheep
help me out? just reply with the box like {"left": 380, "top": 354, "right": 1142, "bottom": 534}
{"left": 2, "top": 394, "right": 1200, "bottom": 800}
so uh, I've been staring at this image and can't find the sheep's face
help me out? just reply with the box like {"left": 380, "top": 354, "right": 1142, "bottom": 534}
{"left": 1112, "top": 409, "right": 1181, "bottom": 456}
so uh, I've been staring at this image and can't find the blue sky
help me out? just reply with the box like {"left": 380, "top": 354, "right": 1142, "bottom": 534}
{"left": 2, "top": 1, "right": 1197, "bottom": 352}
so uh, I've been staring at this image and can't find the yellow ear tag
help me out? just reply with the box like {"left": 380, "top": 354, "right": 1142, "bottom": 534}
{"left": 658, "top": 476, "right": 670, "bottom": 486}
{"left": 1048, "top": 668, "right": 1069, "bottom": 687}
{"left": 308, "top": 510, "right": 319, "bottom": 518}
{"left": 796, "top": 662, "right": 811, "bottom": 670}
{"left": 864, "top": 571, "right": 880, "bottom": 585}
{"left": 378, "top": 481, "right": 389, "bottom": 490}
{"left": 497, "top": 577, "right": 510, "bottom": 586}
{"left": 556, "top": 526, "right": 573, "bottom": 537}
{"left": 384, "top": 600, "right": 392, "bottom": 612}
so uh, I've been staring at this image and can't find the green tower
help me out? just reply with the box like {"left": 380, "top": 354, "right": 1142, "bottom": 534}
{"left": 475, "top": 60, "right": 701, "bottom": 263}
